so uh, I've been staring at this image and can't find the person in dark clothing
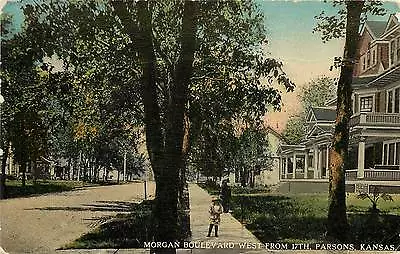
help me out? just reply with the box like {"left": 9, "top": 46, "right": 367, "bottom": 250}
{"left": 220, "top": 179, "right": 231, "bottom": 213}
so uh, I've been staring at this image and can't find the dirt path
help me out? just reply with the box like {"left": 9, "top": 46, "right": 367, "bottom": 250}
{"left": 0, "top": 181, "right": 155, "bottom": 254}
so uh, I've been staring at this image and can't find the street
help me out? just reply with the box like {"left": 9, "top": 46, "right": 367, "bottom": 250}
{"left": 0, "top": 182, "right": 155, "bottom": 254}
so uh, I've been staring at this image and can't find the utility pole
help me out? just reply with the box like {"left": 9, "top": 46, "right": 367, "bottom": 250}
{"left": 123, "top": 151, "right": 127, "bottom": 182}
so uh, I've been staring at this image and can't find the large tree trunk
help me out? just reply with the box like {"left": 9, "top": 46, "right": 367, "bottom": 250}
{"left": 178, "top": 113, "right": 191, "bottom": 240}
{"left": 155, "top": 0, "right": 198, "bottom": 248}
{"left": 327, "top": 0, "right": 364, "bottom": 241}
{"left": 112, "top": 1, "right": 198, "bottom": 251}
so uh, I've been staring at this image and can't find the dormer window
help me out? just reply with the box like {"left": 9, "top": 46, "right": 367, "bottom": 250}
{"left": 390, "top": 40, "right": 396, "bottom": 65}
{"left": 367, "top": 51, "right": 371, "bottom": 67}
{"left": 397, "top": 37, "right": 400, "bottom": 63}
{"left": 372, "top": 50, "right": 376, "bottom": 65}
{"left": 360, "top": 96, "right": 373, "bottom": 112}
{"left": 362, "top": 57, "right": 366, "bottom": 70}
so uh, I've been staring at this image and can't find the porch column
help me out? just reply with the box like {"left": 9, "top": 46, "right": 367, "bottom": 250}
{"left": 304, "top": 150, "right": 309, "bottom": 179}
{"left": 313, "top": 146, "right": 318, "bottom": 179}
{"left": 357, "top": 138, "right": 366, "bottom": 179}
{"left": 326, "top": 146, "right": 330, "bottom": 179}
{"left": 318, "top": 149, "right": 323, "bottom": 179}
{"left": 285, "top": 157, "right": 288, "bottom": 179}
{"left": 292, "top": 153, "right": 296, "bottom": 179}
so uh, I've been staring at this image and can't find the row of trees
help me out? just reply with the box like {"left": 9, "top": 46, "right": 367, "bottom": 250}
{"left": 191, "top": 123, "right": 271, "bottom": 187}
{"left": 1, "top": 0, "right": 387, "bottom": 248}
{"left": 1, "top": 0, "right": 294, "bottom": 251}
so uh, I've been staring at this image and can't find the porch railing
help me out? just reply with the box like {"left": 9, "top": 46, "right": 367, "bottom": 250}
{"left": 345, "top": 169, "right": 400, "bottom": 181}
{"left": 345, "top": 170, "right": 358, "bottom": 180}
{"left": 364, "top": 169, "right": 400, "bottom": 181}
{"left": 349, "top": 113, "right": 400, "bottom": 127}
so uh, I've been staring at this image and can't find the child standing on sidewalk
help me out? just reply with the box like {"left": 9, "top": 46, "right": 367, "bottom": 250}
{"left": 207, "top": 197, "right": 223, "bottom": 237}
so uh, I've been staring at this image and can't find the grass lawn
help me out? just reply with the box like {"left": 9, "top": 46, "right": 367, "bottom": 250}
{"left": 5, "top": 179, "right": 99, "bottom": 198}
{"left": 64, "top": 199, "right": 189, "bottom": 249}
{"left": 231, "top": 193, "right": 400, "bottom": 245}
{"left": 63, "top": 200, "right": 154, "bottom": 249}
{"left": 198, "top": 182, "right": 400, "bottom": 246}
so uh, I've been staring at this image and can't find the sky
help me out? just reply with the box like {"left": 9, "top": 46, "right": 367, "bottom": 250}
{"left": 259, "top": 0, "right": 399, "bottom": 131}
{"left": 1, "top": 0, "right": 400, "bottom": 131}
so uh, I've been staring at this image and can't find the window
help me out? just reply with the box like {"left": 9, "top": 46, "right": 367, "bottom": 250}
{"left": 395, "top": 88, "right": 399, "bottom": 113}
{"left": 390, "top": 40, "right": 396, "bottom": 65}
{"left": 387, "top": 87, "right": 400, "bottom": 113}
{"left": 367, "top": 51, "right": 371, "bottom": 67}
{"left": 383, "top": 144, "right": 388, "bottom": 165}
{"left": 362, "top": 57, "right": 366, "bottom": 70}
{"left": 397, "top": 143, "right": 400, "bottom": 165}
{"left": 296, "top": 156, "right": 305, "bottom": 173}
{"left": 288, "top": 158, "right": 293, "bottom": 173}
{"left": 387, "top": 91, "right": 393, "bottom": 113}
{"left": 360, "top": 96, "right": 373, "bottom": 112}
{"left": 309, "top": 154, "right": 314, "bottom": 168}
{"left": 382, "top": 141, "right": 400, "bottom": 165}
{"left": 389, "top": 143, "right": 395, "bottom": 165}
{"left": 373, "top": 50, "right": 376, "bottom": 64}
{"left": 397, "top": 37, "right": 400, "bottom": 62}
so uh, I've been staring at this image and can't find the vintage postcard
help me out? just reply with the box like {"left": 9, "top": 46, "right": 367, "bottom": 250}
{"left": 0, "top": 0, "right": 399, "bottom": 253}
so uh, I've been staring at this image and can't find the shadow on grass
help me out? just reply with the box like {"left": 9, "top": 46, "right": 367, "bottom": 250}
{"left": 231, "top": 195, "right": 400, "bottom": 246}
{"left": 349, "top": 213, "right": 400, "bottom": 245}
{"left": 27, "top": 200, "right": 141, "bottom": 213}
{"left": 5, "top": 180, "right": 127, "bottom": 199}
{"left": 6, "top": 182, "right": 76, "bottom": 198}
{"left": 62, "top": 199, "right": 190, "bottom": 249}
{"left": 62, "top": 200, "right": 154, "bottom": 249}
{"left": 232, "top": 195, "right": 326, "bottom": 243}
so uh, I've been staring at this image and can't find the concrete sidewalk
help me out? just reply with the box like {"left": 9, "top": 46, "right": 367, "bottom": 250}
{"left": 188, "top": 184, "right": 269, "bottom": 254}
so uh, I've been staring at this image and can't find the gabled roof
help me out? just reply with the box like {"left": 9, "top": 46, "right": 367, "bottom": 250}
{"left": 367, "top": 64, "right": 400, "bottom": 88}
{"left": 307, "top": 124, "right": 333, "bottom": 139}
{"left": 308, "top": 107, "right": 336, "bottom": 122}
{"left": 365, "top": 20, "right": 387, "bottom": 38}
{"left": 383, "top": 14, "right": 400, "bottom": 35}
{"left": 351, "top": 75, "right": 379, "bottom": 90}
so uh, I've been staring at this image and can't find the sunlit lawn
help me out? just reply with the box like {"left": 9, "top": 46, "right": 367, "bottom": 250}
{"left": 5, "top": 179, "right": 98, "bottom": 198}
{"left": 231, "top": 192, "right": 400, "bottom": 245}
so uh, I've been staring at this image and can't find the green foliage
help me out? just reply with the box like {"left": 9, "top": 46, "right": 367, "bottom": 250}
{"left": 283, "top": 115, "right": 306, "bottom": 145}
{"left": 5, "top": 180, "right": 91, "bottom": 198}
{"left": 190, "top": 124, "right": 271, "bottom": 185}
{"left": 230, "top": 193, "right": 400, "bottom": 245}
{"left": 313, "top": 0, "right": 386, "bottom": 42}
{"left": 64, "top": 199, "right": 188, "bottom": 249}
{"left": 64, "top": 200, "right": 154, "bottom": 249}
{"left": 283, "top": 76, "right": 336, "bottom": 144}
{"left": 197, "top": 180, "right": 220, "bottom": 196}
{"left": 300, "top": 76, "right": 337, "bottom": 111}
{"left": 356, "top": 189, "right": 394, "bottom": 213}
{"left": 1, "top": 0, "right": 146, "bottom": 182}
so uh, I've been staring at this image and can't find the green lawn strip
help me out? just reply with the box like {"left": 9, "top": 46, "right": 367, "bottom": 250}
{"left": 63, "top": 200, "right": 154, "bottom": 249}
{"left": 63, "top": 199, "right": 189, "bottom": 249}
{"left": 5, "top": 180, "right": 99, "bottom": 198}
{"left": 230, "top": 193, "right": 400, "bottom": 245}
{"left": 198, "top": 184, "right": 400, "bottom": 245}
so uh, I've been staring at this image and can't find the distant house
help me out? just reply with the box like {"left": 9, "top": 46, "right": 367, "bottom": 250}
{"left": 254, "top": 126, "right": 286, "bottom": 186}
{"left": 278, "top": 14, "right": 400, "bottom": 192}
